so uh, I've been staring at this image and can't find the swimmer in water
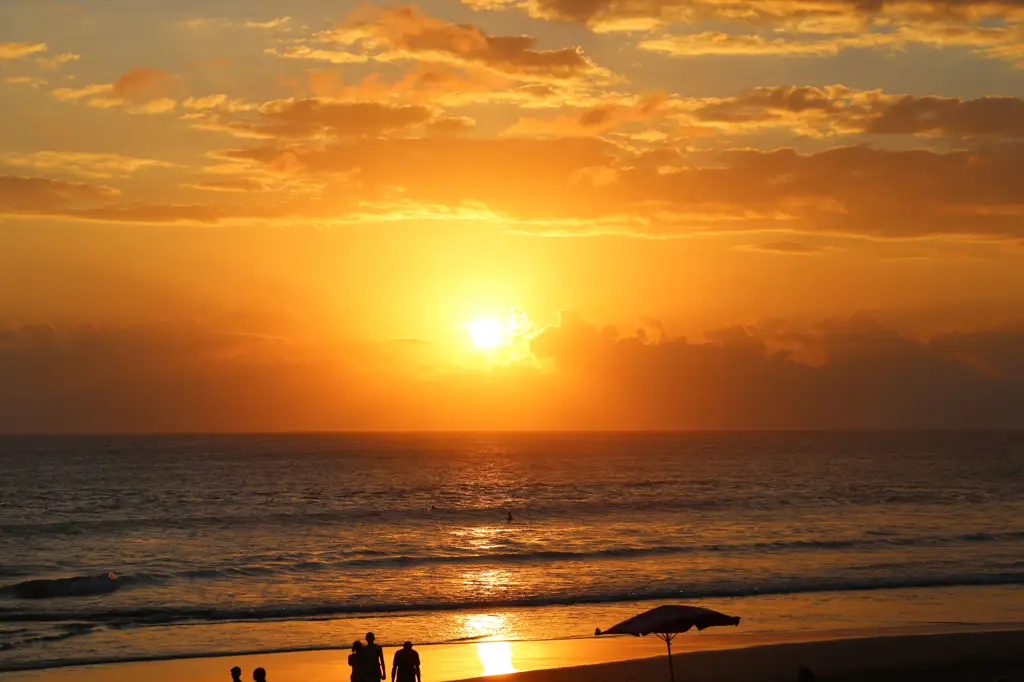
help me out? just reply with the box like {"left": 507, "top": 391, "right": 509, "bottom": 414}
{"left": 506, "top": 512, "right": 513, "bottom": 522}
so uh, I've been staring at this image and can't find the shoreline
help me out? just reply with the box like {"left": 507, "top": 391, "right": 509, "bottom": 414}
{"left": 4, "top": 625, "right": 1023, "bottom": 681}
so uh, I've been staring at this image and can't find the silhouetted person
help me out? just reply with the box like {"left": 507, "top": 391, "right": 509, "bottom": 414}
{"left": 506, "top": 512, "right": 513, "bottom": 522}
{"left": 366, "top": 632, "right": 386, "bottom": 680}
{"left": 231, "top": 667, "right": 243, "bottom": 682}
{"left": 392, "top": 641, "right": 421, "bottom": 682}
{"left": 253, "top": 668, "right": 267, "bottom": 682}
{"left": 350, "top": 641, "right": 367, "bottom": 682}
{"left": 350, "top": 640, "right": 380, "bottom": 682}
{"left": 798, "top": 666, "right": 816, "bottom": 682}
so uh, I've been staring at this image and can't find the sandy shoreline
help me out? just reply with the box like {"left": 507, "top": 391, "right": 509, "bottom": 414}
{"left": 4, "top": 627, "right": 1023, "bottom": 682}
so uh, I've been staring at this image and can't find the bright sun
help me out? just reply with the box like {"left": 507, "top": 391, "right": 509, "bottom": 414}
{"left": 467, "top": 317, "right": 504, "bottom": 350}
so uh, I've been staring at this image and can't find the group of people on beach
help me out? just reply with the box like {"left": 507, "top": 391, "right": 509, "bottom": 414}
{"left": 350, "top": 632, "right": 422, "bottom": 682}
{"left": 228, "top": 633, "right": 421, "bottom": 682}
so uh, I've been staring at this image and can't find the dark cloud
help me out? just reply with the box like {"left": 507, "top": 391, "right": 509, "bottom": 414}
{"left": 866, "top": 95, "right": 1024, "bottom": 137}
{"left": 324, "top": 5, "right": 608, "bottom": 81}
{"left": 3, "top": 313, "right": 1023, "bottom": 431}
{"left": 529, "top": 311, "right": 1024, "bottom": 429}
{"left": 193, "top": 98, "right": 438, "bottom": 139}
{"left": 258, "top": 99, "right": 433, "bottom": 138}
{"left": 0, "top": 176, "right": 120, "bottom": 212}
{"left": 690, "top": 86, "right": 1024, "bottom": 138}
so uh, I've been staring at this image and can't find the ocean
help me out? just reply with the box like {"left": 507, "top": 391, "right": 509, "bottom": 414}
{"left": 1, "top": 432, "right": 1023, "bottom": 673}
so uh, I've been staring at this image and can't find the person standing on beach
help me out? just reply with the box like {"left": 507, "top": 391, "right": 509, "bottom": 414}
{"left": 350, "top": 641, "right": 373, "bottom": 682}
{"left": 365, "top": 632, "right": 386, "bottom": 681}
{"left": 392, "top": 641, "right": 421, "bottom": 682}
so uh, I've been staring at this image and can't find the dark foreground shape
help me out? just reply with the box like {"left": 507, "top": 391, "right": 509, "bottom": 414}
{"left": 597, "top": 604, "right": 741, "bottom": 682}
{"left": 1, "top": 572, "right": 121, "bottom": 599}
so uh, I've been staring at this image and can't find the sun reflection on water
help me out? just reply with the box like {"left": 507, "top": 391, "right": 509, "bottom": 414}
{"left": 476, "top": 640, "right": 517, "bottom": 676}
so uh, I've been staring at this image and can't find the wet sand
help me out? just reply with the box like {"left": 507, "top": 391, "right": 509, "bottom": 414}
{"left": 5, "top": 628, "right": 1023, "bottom": 682}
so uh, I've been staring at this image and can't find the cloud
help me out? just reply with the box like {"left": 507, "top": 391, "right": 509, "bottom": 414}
{"left": 307, "top": 5, "right": 611, "bottom": 82}
{"left": 738, "top": 240, "right": 829, "bottom": 255}
{"left": 0, "top": 151, "right": 178, "bottom": 179}
{"left": 244, "top": 17, "right": 291, "bottom": 29}
{"left": 0, "top": 42, "right": 47, "bottom": 60}
{"left": 639, "top": 31, "right": 896, "bottom": 56}
{"left": 301, "top": 64, "right": 592, "bottom": 109}
{"left": 864, "top": 94, "right": 1024, "bottom": 137}
{"left": 684, "top": 86, "right": 1024, "bottom": 138}
{"left": 212, "top": 136, "right": 1024, "bottom": 239}
{"left": 185, "top": 178, "right": 267, "bottom": 193}
{"left": 190, "top": 98, "right": 439, "bottom": 139}
{"left": 267, "top": 46, "right": 370, "bottom": 64}
{"left": 465, "top": 0, "right": 1024, "bottom": 33}
{"left": 48, "top": 70, "right": 182, "bottom": 115}
{"left": 5, "top": 76, "right": 48, "bottom": 88}
{"left": 526, "top": 311, "right": 1024, "bottom": 429}
{"left": 51, "top": 83, "right": 114, "bottom": 101}
{"left": 179, "top": 16, "right": 292, "bottom": 30}
{"left": 0, "top": 176, "right": 120, "bottom": 212}
{"left": 129, "top": 97, "right": 178, "bottom": 115}
{"left": 463, "top": 0, "right": 1024, "bottom": 68}
{"left": 12, "top": 124, "right": 1024, "bottom": 240}
{"left": 182, "top": 94, "right": 254, "bottom": 112}
{"left": 112, "top": 67, "right": 175, "bottom": 102}
{"left": 2, "top": 313, "right": 1024, "bottom": 431}
{"left": 36, "top": 52, "right": 80, "bottom": 69}
{"left": 505, "top": 93, "right": 668, "bottom": 136}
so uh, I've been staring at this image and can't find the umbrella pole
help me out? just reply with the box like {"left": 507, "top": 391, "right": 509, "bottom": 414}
{"left": 663, "top": 633, "right": 676, "bottom": 682}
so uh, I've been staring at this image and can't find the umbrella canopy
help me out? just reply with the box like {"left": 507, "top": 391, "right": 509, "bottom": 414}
{"left": 597, "top": 605, "right": 740, "bottom": 637}
{"left": 596, "top": 605, "right": 740, "bottom": 682}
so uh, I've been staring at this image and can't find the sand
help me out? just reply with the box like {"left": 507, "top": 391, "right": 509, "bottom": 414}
{"left": 4, "top": 628, "right": 1023, "bottom": 682}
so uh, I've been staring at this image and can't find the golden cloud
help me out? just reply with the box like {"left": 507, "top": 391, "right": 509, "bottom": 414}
{"left": 0, "top": 42, "right": 47, "bottom": 60}
{"left": 0, "top": 152, "right": 178, "bottom": 179}
{"left": 36, "top": 52, "right": 80, "bottom": 69}
{"left": 465, "top": 0, "right": 1024, "bottom": 33}
{"left": 639, "top": 31, "right": 898, "bottom": 56}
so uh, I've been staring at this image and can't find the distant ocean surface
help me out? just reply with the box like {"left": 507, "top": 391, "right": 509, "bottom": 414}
{"left": 2, "top": 432, "right": 1023, "bottom": 672}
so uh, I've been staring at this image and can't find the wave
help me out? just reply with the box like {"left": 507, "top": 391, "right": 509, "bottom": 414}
{"left": 3, "top": 571, "right": 1023, "bottom": 627}
{"left": 0, "top": 574, "right": 121, "bottom": 600}
{"left": 100, "top": 529, "right": 1024, "bottom": 583}
{"left": 3, "top": 490, "right": 1012, "bottom": 537}
{"left": 4, "top": 531, "right": 1022, "bottom": 601}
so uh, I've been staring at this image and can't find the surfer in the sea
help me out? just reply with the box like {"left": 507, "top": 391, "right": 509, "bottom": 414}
{"left": 506, "top": 512, "right": 514, "bottom": 522}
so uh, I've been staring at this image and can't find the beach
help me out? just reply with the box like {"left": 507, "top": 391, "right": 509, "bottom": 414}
{"left": 4, "top": 628, "right": 1023, "bottom": 682}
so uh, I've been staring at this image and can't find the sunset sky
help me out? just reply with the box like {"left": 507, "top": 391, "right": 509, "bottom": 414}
{"left": 3, "top": 0, "right": 1024, "bottom": 431}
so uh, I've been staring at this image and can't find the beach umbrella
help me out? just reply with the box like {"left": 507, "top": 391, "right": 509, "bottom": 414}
{"left": 595, "top": 605, "right": 741, "bottom": 682}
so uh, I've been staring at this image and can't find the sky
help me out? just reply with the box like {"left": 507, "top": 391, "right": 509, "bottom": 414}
{"left": 2, "top": 0, "right": 1024, "bottom": 431}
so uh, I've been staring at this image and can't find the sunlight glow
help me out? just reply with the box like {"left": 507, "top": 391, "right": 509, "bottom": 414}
{"left": 475, "top": 640, "right": 517, "bottom": 676}
{"left": 467, "top": 318, "right": 504, "bottom": 350}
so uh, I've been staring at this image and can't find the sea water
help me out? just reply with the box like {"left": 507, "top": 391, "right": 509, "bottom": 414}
{"left": 1, "top": 432, "right": 1022, "bottom": 671}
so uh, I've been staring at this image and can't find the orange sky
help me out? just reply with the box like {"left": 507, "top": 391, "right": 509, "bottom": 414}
{"left": 2, "top": 0, "right": 1024, "bottom": 431}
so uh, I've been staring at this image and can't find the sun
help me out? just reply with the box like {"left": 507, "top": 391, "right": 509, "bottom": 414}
{"left": 467, "top": 317, "right": 504, "bottom": 350}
